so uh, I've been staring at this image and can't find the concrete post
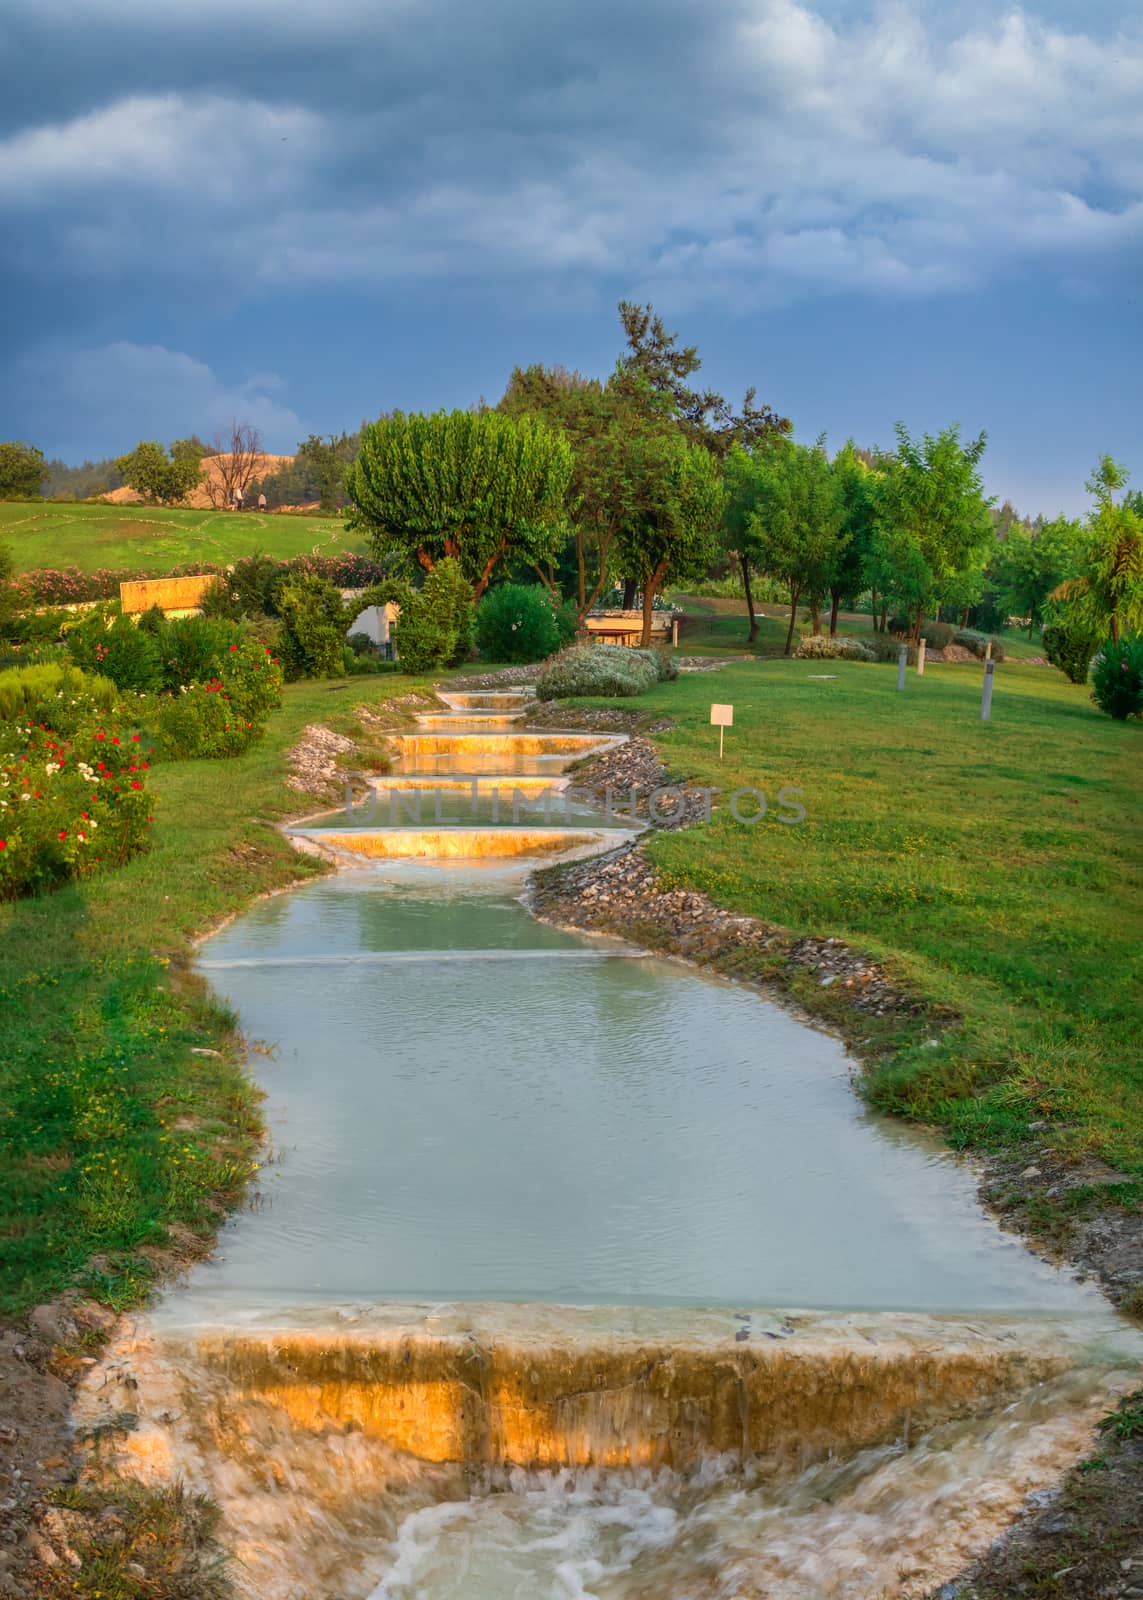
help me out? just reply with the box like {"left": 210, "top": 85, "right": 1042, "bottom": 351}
{"left": 981, "top": 659, "right": 995, "bottom": 721}
{"left": 917, "top": 639, "right": 926, "bottom": 676}
{"left": 897, "top": 644, "right": 908, "bottom": 691}
{"left": 985, "top": 639, "right": 993, "bottom": 662}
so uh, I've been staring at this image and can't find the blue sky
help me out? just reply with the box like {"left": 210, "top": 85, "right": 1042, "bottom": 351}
{"left": 0, "top": 0, "right": 1139, "bottom": 516}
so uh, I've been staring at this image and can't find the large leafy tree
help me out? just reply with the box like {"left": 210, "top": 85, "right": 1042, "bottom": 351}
{"left": 0, "top": 441, "right": 48, "bottom": 499}
{"left": 740, "top": 440, "right": 845, "bottom": 655}
{"left": 1072, "top": 456, "right": 1143, "bottom": 644}
{"left": 829, "top": 441, "right": 879, "bottom": 637}
{"left": 113, "top": 439, "right": 204, "bottom": 505}
{"left": 990, "top": 515, "right": 1085, "bottom": 637}
{"left": 614, "top": 433, "right": 725, "bottom": 646}
{"left": 348, "top": 410, "right": 573, "bottom": 600}
{"left": 870, "top": 423, "right": 994, "bottom": 641}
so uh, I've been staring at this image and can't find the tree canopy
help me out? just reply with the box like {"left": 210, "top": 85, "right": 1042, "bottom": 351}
{"left": 0, "top": 441, "right": 48, "bottom": 499}
{"left": 348, "top": 409, "right": 573, "bottom": 599}
{"left": 870, "top": 423, "right": 994, "bottom": 639}
{"left": 112, "top": 439, "right": 204, "bottom": 506}
{"left": 613, "top": 431, "right": 725, "bottom": 645}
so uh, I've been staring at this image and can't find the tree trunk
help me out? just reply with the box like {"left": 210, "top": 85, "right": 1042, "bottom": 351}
{"left": 961, "top": 606, "right": 970, "bottom": 628}
{"left": 870, "top": 589, "right": 880, "bottom": 631}
{"left": 741, "top": 555, "right": 758, "bottom": 643}
{"left": 913, "top": 604, "right": 925, "bottom": 644}
{"left": 809, "top": 598, "right": 822, "bottom": 635}
{"left": 641, "top": 559, "right": 670, "bottom": 647}
{"left": 828, "top": 588, "right": 841, "bottom": 638}
{"left": 1110, "top": 612, "right": 1120, "bottom": 645}
{"left": 622, "top": 577, "right": 637, "bottom": 609}
{"left": 576, "top": 532, "right": 586, "bottom": 614}
{"left": 784, "top": 585, "right": 802, "bottom": 656}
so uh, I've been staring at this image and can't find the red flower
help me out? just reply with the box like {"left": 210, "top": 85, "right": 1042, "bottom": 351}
{"left": 229, "top": 643, "right": 238, "bottom": 651}
{"left": 0, "top": 840, "right": 6, "bottom": 850}
{"left": 58, "top": 829, "right": 67, "bottom": 840}
{"left": 131, "top": 781, "right": 142, "bottom": 790}
{"left": 132, "top": 733, "right": 140, "bottom": 742}
{"left": 111, "top": 737, "right": 120, "bottom": 745}
{"left": 95, "top": 732, "right": 105, "bottom": 741}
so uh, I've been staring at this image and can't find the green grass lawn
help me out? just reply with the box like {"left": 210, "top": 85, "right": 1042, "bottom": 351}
{"left": 0, "top": 500, "right": 362, "bottom": 575}
{"left": 0, "top": 674, "right": 431, "bottom": 1318}
{"left": 629, "top": 654, "right": 1143, "bottom": 1174}
{"left": 670, "top": 594, "right": 1050, "bottom": 662}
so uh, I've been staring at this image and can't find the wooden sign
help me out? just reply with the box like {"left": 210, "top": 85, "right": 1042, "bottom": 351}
{"left": 710, "top": 703, "right": 733, "bottom": 758}
{"left": 120, "top": 575, "right": 217, "bottom": 615}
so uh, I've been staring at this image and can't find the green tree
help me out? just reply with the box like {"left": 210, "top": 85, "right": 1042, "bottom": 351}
{"left": 990, "top": 515, "right": 1084, "bottom": 637}
{"left": 742, "top": 440, "right": 845, "bottom": 655}
{"left": 0, "top": 441, "right": 48, "bottom": 499}
{"left": 614, "top": 433, "right": 725, "bottom": 647}
{"left": 870, "top": 423, "right": 994, "bottom": 642}
{"left": 356, "top": 557, "right": 474, "bottom": 673}
{"left": 1072, "top": 457, "right": 1143, "bottom": 644}
{"left": 348, "top": 410, "right": 573, "bottom": 600}
{"left": 113, "top": 439, "right": 204, "bottom": 505}
{"left": 297, "top": 432, "right": 359, "bottom": 513}
{"left": 276, "top": 572, "right": 348, "bottom": 678}
{"left": 615, "top": 303, "right": 791, "bottom": 457}
{"left": 829, "top": 441, "right": 879, "bottom": 637}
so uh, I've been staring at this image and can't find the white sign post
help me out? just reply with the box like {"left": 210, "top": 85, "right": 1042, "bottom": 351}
{"left": 711, "top": 703, "right": 733, "bottom": 759}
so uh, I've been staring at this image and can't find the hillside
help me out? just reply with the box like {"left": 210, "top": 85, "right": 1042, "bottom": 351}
{"left": 99, "top": 453, "right": 295, "bottom": 510}
{"left": 0, "top": 499, "right": 364, "bottom": 575}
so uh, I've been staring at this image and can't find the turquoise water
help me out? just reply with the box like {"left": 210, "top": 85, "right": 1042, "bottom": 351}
{"left": 186, "top": 867, "right": 1098, "bottom": 1314}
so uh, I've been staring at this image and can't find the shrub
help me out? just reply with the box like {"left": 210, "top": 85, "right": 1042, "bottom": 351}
{"left": 869, "top": 636, "right": 917, "bottom": 665}
{"left": 795, "top": 635, "right": 877, "bottom": 662}
{"left": 389, "top": 559, "right": 474, "bottom": 674}
{"left": 0, "top": 663, "right": 120, "bottom": 728}
{"left": 0, "top": 717, "right": 152, "bottom": 899}
{"left": 1091, "top": 636, "right": 1143, "bottom": 720}
{"left": 921, "top": 621, "right": 955, "bottom": 649}
{"left": 475, "top": 584, "right": 561, "bottom": 664}
{"left": 276, "top": 573, "right": 348, "bottom": 679}
{"left": 536, "top": 643, "right": 660, "bottom": 700}
{"left": 554, "top": 600, "right": 579, "bottom": 648}
{"left": 67, "top": 612, "right": 164, "bottom": 692}
{"left": 151, "top": 639, "right": 281, "bottom": 758}
{"left": 154, "top": 615, "right": 247, "bottom": 693}
{"left": 1043, "top": 617, "right": 1101, "bottom": 684}
{"left": 952, "top": 628, "right": 1006, "bottom": 662}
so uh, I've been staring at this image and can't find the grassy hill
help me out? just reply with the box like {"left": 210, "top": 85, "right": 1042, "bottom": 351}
{"left": 0, "top": 500, "right": 364, "bottom": 576}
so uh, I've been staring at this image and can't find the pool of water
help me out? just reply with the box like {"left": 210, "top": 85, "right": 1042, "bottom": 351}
{"left": 183, "top": 866, "right": 1098, "bottom": 1315}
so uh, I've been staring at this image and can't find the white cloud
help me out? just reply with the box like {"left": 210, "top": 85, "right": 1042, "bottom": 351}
{"left": 0, "top": 94, "right": 322, "bottom": 204}
{"left": 14, "top": 343, "right": 303, "bottom": 457}
{"left": 0, "top": 2, "right": 1139, "bottom": 307}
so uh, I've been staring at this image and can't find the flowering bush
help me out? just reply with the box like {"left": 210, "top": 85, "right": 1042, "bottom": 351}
{"left": 0, "top": 663, "right": 120, "bottom": 731}
{"left": 0, "top": 718, "right": 152, "bottom": 899}
{"left": 1091, "top": 635, "right": 1143, "bottom": 720}
{"left": 152, "top": 639, "right": 282, "bottom": 759}
{"left": 13, "top": 553, "right": 390, "bottom": 608}
{"left": 66, "top": 612, "right": 165, "bottom": 692}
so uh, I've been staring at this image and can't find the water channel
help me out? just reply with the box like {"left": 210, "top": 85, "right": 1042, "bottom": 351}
{"left": 80, "top": 686, "right": 1142, "bottom": 1599}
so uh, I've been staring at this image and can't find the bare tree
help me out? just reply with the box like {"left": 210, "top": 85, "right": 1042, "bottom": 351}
{"left": 206, "top": 422, "right": 264, "bottom": 509}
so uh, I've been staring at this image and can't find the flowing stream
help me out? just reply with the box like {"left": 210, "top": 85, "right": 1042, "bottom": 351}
{"left": 78, "top": 687, "right": 1142, "bottom": 1599}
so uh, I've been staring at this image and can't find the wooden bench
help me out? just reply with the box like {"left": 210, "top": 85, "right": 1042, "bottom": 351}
{"left": 584, "top": 612, "right": 679, "bottom": 647}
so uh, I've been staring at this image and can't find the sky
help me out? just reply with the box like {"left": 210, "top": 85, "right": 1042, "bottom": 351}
{"left": 0, "top": 0, "right": 1139, "bottom": 517}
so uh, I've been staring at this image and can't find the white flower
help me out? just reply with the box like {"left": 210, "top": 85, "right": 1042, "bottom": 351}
{"left": 45, "top": 762, "right": 60, "bottom": 776}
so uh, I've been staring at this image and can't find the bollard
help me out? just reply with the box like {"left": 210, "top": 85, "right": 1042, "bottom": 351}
{"left": 981, "top": 659, "right": 995, "bottom": 720}
{"left": 897, "top": 644, "right": 908, "bottom": 691}
{"left": 985, "top": 639, "right": 993, "bottom": 662}
{"left": 917, "top": 639, "right": 926, "bottom": 676}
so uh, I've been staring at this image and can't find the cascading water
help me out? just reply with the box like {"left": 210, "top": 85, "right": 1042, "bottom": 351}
{"left": 76, "top": 690, "right": 1143, "bottom": 1599}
